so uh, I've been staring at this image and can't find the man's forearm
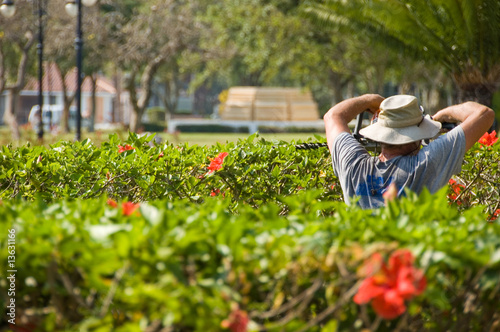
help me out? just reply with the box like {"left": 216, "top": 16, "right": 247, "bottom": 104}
{"left": 433, "top": 101, "right": 491, "bottom": 123}
{"left": 324, "top": 94, "right": 384, "bottom": 150}
{"left": 433, "top": 101, "right": 494, "bottom": 150}
{"left": 324, "top": 94, "right": 384, "bottom": 125}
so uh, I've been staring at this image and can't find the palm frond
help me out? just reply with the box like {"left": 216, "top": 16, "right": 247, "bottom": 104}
{"left": 303, "top": 0, "right": 500, "bottom": 84}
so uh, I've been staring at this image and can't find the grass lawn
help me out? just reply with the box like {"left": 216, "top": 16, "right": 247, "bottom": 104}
{"left": 0, "top": 126, "right": 326, "bottom": 147}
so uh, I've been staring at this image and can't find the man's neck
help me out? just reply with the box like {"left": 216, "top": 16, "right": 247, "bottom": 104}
{"left": 378, "top": 152, "right": 400, "bottom": 162}
{"left": 378, "top": 143, "right": 421, "bottom": 161}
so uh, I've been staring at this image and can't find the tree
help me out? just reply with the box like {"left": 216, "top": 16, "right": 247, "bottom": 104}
{"left": 111, "top": 0, "right": 200, "bottom": 133}
{"left": 155, "top": 57, "right": 189, "bottom": 121}
{"left": 0, "top": 1, "right": 37, "bottom": 140}
{"left": 44, "top": 0, "right": 105, "bottom": 134}
{"left": 78, "top": 2, "right": 114, "bottom": 133}
{"left": 196, "top": 0, "right": 407, "bottom": 113}
{"left": 303, "top": 0, "right": 500, "bottom": 108}
{"left": 198, "top": 0, "right": 325, "bottom": 87}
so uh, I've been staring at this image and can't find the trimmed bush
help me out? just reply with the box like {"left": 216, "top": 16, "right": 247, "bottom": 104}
{"left": 0, "top": 133, "right": 341, "bottom": 209}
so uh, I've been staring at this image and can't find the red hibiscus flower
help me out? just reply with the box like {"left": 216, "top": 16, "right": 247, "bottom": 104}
{"left": 107, "top": 199, "right": 140, "bottom": 216}
{"left": 118, "top": 144, "right": 135, "bottom": 153}
{"left": 489, "top": 209, "right": 500, "bottom": 221}
{"left": 353, "top": 249, "right": 426, "bottom": 320}
{"left": 210, "top": 188, "right": 226, "bottom": 197}
{"left": 221, "top": 305, "right": 249, "bottom": 332}
{"left": 122, "top": 201, "right": 140, "bottom": 216}
{"left": 448, "top": 179, "right": 465, "bottom": 205}
{"left": 106, "top": 199, "right": 118, "bottom": 208}
{"left": 207, "top": 152, "right": 229, "bottom": 174}
{"left": 478, "top": 131, "right": 498, "bottom": 147}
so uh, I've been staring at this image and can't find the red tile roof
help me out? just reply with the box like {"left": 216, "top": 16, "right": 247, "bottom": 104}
{"left": 24, "top": 62, "right": 116, "bottom": 94}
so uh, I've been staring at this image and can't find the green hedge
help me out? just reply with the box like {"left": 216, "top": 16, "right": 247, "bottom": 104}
{"left": 142, "top": 122, "right": 167, "bottom": 133}
{"left": 1, "top": 131, "right": 498, "bottom": 216}
{"left": 0, "top": 133, "right": 341, "bottom": 210}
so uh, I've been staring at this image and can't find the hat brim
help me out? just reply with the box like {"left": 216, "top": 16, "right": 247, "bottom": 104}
{"left": 359, "top": 115, "right": 442, "bottom": 145}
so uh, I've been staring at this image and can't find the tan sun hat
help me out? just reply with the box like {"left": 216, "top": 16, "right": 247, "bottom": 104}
{"left": 359, "top": 95, "right": 442, "bottom": 145}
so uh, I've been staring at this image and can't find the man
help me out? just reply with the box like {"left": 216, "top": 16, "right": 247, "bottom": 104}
{"left": 324, "top": 94, "right": 494, "bottom": 209}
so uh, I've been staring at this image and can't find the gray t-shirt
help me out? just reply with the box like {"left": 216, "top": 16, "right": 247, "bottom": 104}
{"left": 331, "top": 126, "right": 466, "bottom": 209}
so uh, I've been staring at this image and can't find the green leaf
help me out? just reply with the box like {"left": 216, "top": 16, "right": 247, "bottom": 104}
{"left": 489, "top": 248, "right": 500, "bottom": 267}
{"left": 87, "top": 224, "right": 132, "bottom": 242}
{"left": 321, "top": 319, "right": 338, "bottom": 332}
{"left": 140, "top": 203, "right": 163, "bottom": 226}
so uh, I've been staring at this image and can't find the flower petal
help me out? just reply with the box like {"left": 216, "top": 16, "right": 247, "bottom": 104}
{"left": 371, "top": 293, "right": 407, "bottom": 320}
{"left": 353, "top": 277, "right": 385, "bottom": 304}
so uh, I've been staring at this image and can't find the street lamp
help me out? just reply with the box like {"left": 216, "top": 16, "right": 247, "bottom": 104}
{"left": 65, "top": 0, "right": 97, "bottom": 141}
{"left": 0, "top": 0, "right": 15, "bottom": 18}
{"left": 1, "top": 0, "right": 45, "bottom": 142}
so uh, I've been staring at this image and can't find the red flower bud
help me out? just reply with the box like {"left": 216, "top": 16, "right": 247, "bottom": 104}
{"left": 118, "top": 144, "right": 135, "bottom": 153}
{"left": 207, "top": 152, "right": 229, "bottom": 174}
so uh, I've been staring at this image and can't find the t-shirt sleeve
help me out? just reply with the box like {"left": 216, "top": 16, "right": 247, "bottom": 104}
{"left": 331, "top": 132, "right": 370, "bottom": 180}
{"left": 421, "top": 126, "right": 466, "bottom": 192}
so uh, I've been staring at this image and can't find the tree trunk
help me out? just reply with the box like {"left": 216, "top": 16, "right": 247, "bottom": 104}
{"left": 421, "top": 70, "right": 449, "bottom": 115}
{"left": 364, "top": 69, "right": 377, "bottom": 93}
{"left": 0, "top": 39, "right": 6, "bottom": 94}
{"left": 453, "top": 67, "right": 499, "bottom": 107}
{"left": 455, "top": 82, "right": 495, "bottom": 107}
{"left": 58, "top": 67, "right": 75, "bottom": 134}
{"left": 129, "top": 105, "right": 145, "bottom": 133}
{"left": 453, "top": 70, "right": 498, "bottom": 131}
{"left": 88, "top": 74, "right": 97, "bottom": 132}
{"left": 329, "top": 71, "right": 344, "bottom": 105}
{"left": 346, "top": 81, "right": 355, "bottom": 99}
{"left": 161, "top": 62, "right": 181, "bottom": 121}
{"left": 126, "top": 56, "right": 165, "bottom": 133}
{"left": 113, "top": 67, "right": 122, "bottom": 123}
{"left": 374, "top": 63, "right": 386, "bottom": 96}
{"left": 2, "top": 90, "right": 20, "bottom": 140}
{"left": 4, "top": 37, "right": 35, "bottom": 140}
{"left": 162, "top": 80, "right": 179, "bottom": 123}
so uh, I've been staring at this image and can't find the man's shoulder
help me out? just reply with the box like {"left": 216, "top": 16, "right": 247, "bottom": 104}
{"left": 426, "top": 126, "right": 465, "bottom": 151}
{"left": 333, "top": 132, "right": 361, "bottom": 148}
{"left": 333, "top": 132, "right": 372, "bottom": 157}
{"left": 331, "top": 132, "right": 372, "bottom": 175}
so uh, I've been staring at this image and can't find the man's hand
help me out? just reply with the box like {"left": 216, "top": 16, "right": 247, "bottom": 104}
{"left": 324, "top": 94, "right": 384, "bottom": 151}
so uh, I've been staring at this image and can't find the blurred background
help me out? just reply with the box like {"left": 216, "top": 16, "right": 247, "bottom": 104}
{"left": 0, "top": 0, "right": 499, "bottom": 145}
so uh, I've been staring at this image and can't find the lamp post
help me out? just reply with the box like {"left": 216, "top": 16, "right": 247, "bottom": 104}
{"left": 36, "top": 0, "right": 45, "bottom": 142}
{"left": 65, "top": 0, "right": 96, "bottom": 141}
{"left": 1, "top": 0, "right": 45, "bottom": 142}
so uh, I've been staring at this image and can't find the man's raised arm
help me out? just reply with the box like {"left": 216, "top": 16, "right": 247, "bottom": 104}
{"left": 432, "top": 101, "right": 495, "bottom": 150}
{"left": 323, "top": 94, "right": 384, "bottom": 151}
